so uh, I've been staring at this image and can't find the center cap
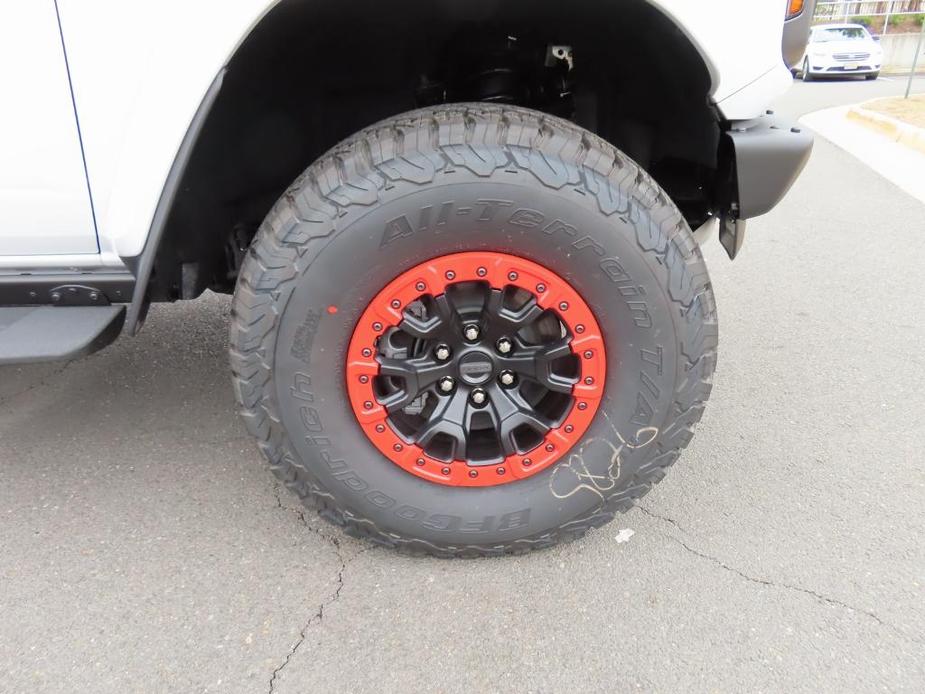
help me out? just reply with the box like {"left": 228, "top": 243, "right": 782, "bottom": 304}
{"left": 458, "top": 352, "right": 494, "bottom": 385}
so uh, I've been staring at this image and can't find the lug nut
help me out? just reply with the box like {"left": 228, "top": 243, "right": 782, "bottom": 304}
{"left": 470, "top": 388, "right": 487, "bottom": 405}
{"left": 438, "top": 377, "right": 456, "bottom": 393}
{"left": 435, "top": 344, "right": 451, "bottom": 361}
{"left": 464, "top": 324, "right": 480, "bottom": 341}
{"left": 496, "top": 337, "right": 512, "bottom": 354}
{"left": 499, "top": 370, "right": 516, "bottom": 387}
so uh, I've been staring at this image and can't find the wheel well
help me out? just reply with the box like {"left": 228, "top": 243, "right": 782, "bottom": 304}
{"left": 149, "top": 0, "right": 718, "bottom": 302}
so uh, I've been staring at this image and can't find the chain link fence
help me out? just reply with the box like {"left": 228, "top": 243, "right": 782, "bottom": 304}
{"left": 814, "top": 1, "right": 924, "bottom": 34}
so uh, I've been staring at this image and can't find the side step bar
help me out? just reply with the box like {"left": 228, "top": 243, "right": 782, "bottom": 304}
{"left": 0, "top": 305, "right": 125, "bottom": 365}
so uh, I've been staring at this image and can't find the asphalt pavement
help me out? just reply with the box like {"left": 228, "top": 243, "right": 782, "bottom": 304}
{"left": 2, "top": 78, "right": 924, "bottom": 693}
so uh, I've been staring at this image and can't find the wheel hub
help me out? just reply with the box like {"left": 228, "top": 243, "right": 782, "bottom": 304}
{"left": 345, "top": 252, "right": 605, "bottom": 487}
{"left": 457, "top": 351, "right": 494, "bottom": 385}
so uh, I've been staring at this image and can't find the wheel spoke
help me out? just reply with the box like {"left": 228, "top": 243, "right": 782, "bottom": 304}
{"left": 502, "top": 337, "right": 576, "bottom": 393}
{"left": 377, "top": 357, "right": 419, "bottom": 381}
{"left": 399, "top": 309, "right": 444, "bottom": 340}
{"left": 488, "top": 384, "right": 552, "bottom": 456}
{"left": 434, "top": 293, "right": 467, "bottom": 341}
{"left": 415, "top": 390, "right": 470, "bottom": 459}
{"left": 501, "top": 296, "right": 545, "bottom": 331}
{"left": 482, "top": 291, "right": 544, "bottom": 334}
{"left": 536, "top": 337, "right": 573, "bottom": 362}
{"left": 377, "top": 387, "right": 418, "bottom": 412}
{"left": 380, "top": 356, "right": 452, "bottom": 388}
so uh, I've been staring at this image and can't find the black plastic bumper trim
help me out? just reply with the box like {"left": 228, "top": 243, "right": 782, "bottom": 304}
{"left": 725, "top": 114, "right": 813, "bottom": 220}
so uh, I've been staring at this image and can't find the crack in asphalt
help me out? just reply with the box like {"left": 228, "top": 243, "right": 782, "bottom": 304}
{"left": 267, "top": 482, "right": 365, "bottom": 693}
{"left": 670, "top": 535, "right": 922, "bottom": 644}
{"left": 638, "top": 509, "right": 922, "bottom": 646}
{"left": 267, "top": 553, "right": 348, "bottom": 694}
{"left": 636, "top": 504, "right": 686, "bottom": 534}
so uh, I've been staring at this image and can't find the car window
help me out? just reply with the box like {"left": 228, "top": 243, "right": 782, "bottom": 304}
{"left": 813, "top": 27, "right": 869, "bottom": 42}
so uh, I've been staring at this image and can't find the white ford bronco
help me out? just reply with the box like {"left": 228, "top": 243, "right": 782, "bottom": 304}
{"left": 0, "top": 1, "right": 813, "bottom": 555}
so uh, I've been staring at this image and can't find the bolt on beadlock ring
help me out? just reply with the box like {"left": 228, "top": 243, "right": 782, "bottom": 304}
{"left": 345, "top": 252, "right": 606, "bottom": 487}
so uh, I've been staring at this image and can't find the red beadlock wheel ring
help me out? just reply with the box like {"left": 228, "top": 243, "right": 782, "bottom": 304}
{"left": 345, "top": 252, "right": 606, "bottom": 487}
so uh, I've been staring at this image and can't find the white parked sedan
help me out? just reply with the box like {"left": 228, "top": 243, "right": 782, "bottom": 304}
{"left": 797, "top": 23, "right": 883, "bottom": 80}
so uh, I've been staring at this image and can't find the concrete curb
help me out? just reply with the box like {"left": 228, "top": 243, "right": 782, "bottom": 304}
{"left": 880, "top": 69, "right": 925, "bottom": 75}
{"left": 846, "top": 100, "right": 925, "bottom": 155}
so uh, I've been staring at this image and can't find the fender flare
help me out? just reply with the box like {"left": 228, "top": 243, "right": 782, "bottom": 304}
{"left": 122, "top": 69, "right": 225, "bottom": 334}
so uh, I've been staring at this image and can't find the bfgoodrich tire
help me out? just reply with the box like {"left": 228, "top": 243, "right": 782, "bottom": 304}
{"left": 230, "top": 104, "right": 717, "bottom": 556}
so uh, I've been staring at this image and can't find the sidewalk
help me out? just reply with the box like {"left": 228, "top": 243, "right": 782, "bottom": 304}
{"left": 800, "top": 99, "right": 925, "bottom": 205}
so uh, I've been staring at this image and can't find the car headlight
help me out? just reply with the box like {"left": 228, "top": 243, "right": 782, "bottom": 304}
{"left": 811, "top": 51, "right": 827, "bottom": 58}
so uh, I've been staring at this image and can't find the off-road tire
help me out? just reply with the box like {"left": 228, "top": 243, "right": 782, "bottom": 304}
{"left": 229, "top": 104, "right": 717, "bottom": 557}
